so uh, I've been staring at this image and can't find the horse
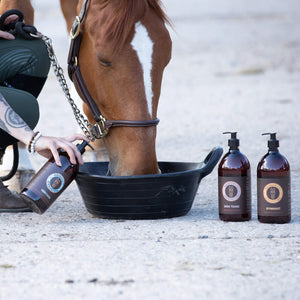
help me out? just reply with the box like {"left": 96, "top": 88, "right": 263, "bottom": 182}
{"left": 1, "top": 0, "right": 172, "bottom": 177}
{"left": 61, "top": 0, "right": 172, "bottom": 176}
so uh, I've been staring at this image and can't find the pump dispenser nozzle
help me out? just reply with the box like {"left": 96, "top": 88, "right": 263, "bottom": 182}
{"left": 262, "top": 132, "right": 279, "bottom": 151}
{"left": 223, "top": 132, "right": 239, "bottom": 150}
{"left": 77, "top": 141, "right": 94, "bottom": 154}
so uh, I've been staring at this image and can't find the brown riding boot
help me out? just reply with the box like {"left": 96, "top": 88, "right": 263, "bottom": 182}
{"left": 0, "top": 180, "right": 31, "bottom": 212}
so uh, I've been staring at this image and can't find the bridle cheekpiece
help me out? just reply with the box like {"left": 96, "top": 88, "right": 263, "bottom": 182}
{"left": 67, "top": 0, "right": 160, "bottom": 139}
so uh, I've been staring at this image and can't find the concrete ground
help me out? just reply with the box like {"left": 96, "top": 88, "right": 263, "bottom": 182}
{"left": 0, "top": 0, "right": 299, "bottom": 299}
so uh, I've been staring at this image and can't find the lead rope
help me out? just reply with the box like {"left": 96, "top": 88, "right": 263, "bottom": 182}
{"left": 33, "top": 32, "right": 97, "bottom": 142}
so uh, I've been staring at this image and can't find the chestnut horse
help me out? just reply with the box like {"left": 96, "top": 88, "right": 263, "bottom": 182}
{"left": 1, "top": 0, "right": 172, "bottom": 176}
{"left": 61, "top": 0, "right": 172, "bottom": 176}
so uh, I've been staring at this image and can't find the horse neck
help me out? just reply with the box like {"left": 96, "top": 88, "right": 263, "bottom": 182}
{"left": 0, "top": 0, "right": 34, "bottom": 24}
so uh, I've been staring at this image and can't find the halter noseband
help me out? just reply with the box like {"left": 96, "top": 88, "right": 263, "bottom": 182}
{"left": 67, "top": 0, "right": 159, "bottom": 139}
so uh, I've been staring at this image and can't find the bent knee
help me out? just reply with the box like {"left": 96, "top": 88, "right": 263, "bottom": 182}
{"left": 0, "top": 87, "right": 39, "bottom": 130}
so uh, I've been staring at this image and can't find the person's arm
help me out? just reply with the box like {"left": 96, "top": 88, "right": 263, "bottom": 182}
{"left": 0, "top": 93, "right": 89, "bottom": 166}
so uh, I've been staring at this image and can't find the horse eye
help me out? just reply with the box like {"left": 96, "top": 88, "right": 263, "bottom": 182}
{"left": 98, "top": 56, "right": 112, "bottom": 67}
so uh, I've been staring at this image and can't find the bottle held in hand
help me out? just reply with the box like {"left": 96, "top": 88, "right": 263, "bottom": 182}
{"left": 20, "top": 141, "right": 92, "bottom": 214}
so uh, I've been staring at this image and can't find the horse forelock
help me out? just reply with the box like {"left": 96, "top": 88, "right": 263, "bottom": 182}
{"left": 91, "top": 0, "right": 168, "bottom": 54}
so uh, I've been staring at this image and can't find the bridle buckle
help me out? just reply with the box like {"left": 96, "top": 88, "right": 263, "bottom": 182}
{"left": 91, "top": 116, "right": 109, "bottom": 139}
{"left": 70, "top": 16, "right": 81, "bottom": 39}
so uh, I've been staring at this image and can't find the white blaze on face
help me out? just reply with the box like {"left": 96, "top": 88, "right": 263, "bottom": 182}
{"left": 131, "top": 22, "right": 154, "bottom": 117}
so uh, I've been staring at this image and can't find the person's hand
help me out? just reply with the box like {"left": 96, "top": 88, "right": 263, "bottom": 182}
{"left": 34, "top": 134, "right": 90, "bottom": 167}
{"left": 0, "top": 30, "right": 14, "bottom": 40}
{"left": 0, "top": 14, "right": 19, "bottom": 40}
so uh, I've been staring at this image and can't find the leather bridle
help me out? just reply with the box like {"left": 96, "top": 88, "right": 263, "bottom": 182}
{"left": 67, "top": 0, "right": 160, "bottom": 139}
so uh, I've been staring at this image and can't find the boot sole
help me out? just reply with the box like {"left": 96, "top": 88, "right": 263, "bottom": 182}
{"left": 0, "top": 208, "right": 32, "bottom": 213}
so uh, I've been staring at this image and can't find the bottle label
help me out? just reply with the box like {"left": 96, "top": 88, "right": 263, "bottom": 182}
{"left": 218, "top": 176, "right": 251, "bottom": 214}
{"left": 46, "top": 173, "right": 65, "bottom": 193}
{"left": 257, "top": 177, "right": 291, "bottom": 216}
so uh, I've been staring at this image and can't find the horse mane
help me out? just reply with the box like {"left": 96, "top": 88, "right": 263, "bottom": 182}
{"left": 100, "top": 0, "right": 170, "bottom": 53}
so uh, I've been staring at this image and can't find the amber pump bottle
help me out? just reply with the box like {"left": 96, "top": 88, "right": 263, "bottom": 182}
{"left": 257, "top": 133, "right": 291, "bottom": 223}
{"left": 20, "top": 141, "right": 92, "bottom": 214}
{"left": 218, "top": 132, "right": 251, "bottom": 221}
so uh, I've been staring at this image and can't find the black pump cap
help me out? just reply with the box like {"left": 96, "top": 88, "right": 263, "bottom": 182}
{"left": 77, "top": 141, "right": 94, "bottom": 154}
{"left": 223, "top": 132, "right": 239, "bottom": 150}
{"left": 262, "top": 132, "right": 279, "bottom": 151}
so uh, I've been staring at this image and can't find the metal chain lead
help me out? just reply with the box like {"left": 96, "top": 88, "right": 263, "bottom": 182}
{"left": 35, "top": 32, "right": 96, "bottom": 141}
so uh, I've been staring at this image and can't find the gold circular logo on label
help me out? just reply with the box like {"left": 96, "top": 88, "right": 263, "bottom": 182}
{"left": 263, "top": 183, "right": 283, "bottom": 204}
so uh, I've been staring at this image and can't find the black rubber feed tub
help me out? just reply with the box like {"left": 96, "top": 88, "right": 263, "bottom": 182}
{"left": 75, "top": 147, "right": 223, "bottom": 219}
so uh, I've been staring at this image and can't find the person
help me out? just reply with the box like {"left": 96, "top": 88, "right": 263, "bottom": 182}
{"left": 0, "top": 13, "right": 89, "bottom": 212}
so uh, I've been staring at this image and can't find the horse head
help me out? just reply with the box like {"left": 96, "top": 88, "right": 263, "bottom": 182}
{"left": 70, "top": 0, "right": 172, "bottom": 176}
